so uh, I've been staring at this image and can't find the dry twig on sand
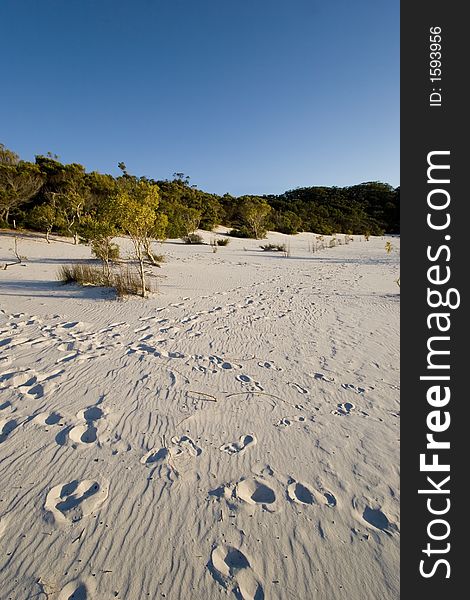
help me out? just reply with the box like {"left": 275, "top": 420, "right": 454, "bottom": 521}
{"left": 3, "top": 236, "right": 25, "bottom": 270}
{"left": 187, "top": 390, "right": 218, "bottom": 402}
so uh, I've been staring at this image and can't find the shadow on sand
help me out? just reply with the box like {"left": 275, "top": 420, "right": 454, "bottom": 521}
{"left": 0, "top": 279, "right": 115, "bottom": 300}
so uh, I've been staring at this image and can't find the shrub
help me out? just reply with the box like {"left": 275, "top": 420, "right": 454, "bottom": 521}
{"left": 91, "top": 238, "right": 120, "bottom": 262}
{"left": 275, "top": 210, "right": 302, "bottom": 235}
{"left": 259, "top": 243, "right": 287, "bottom": 252}
{"left": 58, "top": 264, "right": 105, "bottom": 286}
{"left": 58, "top": 263, "right": 157, "bottom": 297}
{"left": 182, "top": 233, "right": 204, "bottom": 244}
{"left": 228, "top": 227, "right": 254, "bottom": 239}
{"left": 216, "top": 238, "right": 230, "bottom": 246}
{"left": 113, "top": 266, "right": 157, "bottom": 297}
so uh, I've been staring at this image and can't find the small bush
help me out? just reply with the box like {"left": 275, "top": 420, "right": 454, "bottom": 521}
{"left": 260, "top": 243, "right": 287, "bottom": 252}
{"left": 228, "top": 227, "right": 254, "bottom": 239}
{"left": 216, "top": 238, "right": 230, "bottom": 246}
{"left": 113, "top": 266, "right": 156, "bottom": 297}
{"left": 91, "top": 238, "right": 120, "bottom": 263}
{"left": 182, "top": 233, "right": 204, "bottom": 244}
{"left": 58, "top": 263, "right": 156, "bottom": 297}
{"left": 58, "top": 264, "right": 106, "bottom": 286}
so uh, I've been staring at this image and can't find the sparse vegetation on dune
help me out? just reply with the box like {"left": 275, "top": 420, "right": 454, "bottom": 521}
{"left": 183, "top": 233, "right": 204, "bottom": 244}
{"left": 58, "top": 263, "right": 157, "bottom": 297}
{"left": 58, "top": 263, "right": 105, "bottom": 286}
{"left": 259, "top": 243, "right": 287, "bottom": 252}
{"left": 1, "top": 143, "right": 399, "bottom": 246}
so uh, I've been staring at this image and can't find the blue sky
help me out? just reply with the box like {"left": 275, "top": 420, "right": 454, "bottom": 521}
{"left": 1, "top": 0, "right": 399, "bottom": 195}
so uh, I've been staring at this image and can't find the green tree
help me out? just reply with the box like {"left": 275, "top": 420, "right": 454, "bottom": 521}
{"left": 0, "top": 145, "right": 44, "bottom": 225}
{"left": 115, "top": 182, "right": 160, "bottom": 297}
{"left": 57, "top": 167, "right": 90, "bottom": 244}
{"left": 88, "top": 222, "right": 120, "bottom": 283}
{"left": 274, "top": 210, "right": 302, "bottom": 234}
{"left": 34, "top": 158, "right": 92, "bottom": 243}
{"left": 179, "top": 206, "right": 201, "bottom": 238}
{"left": 29, "top": 201, "right": 59, "bottom": 242}
{"left": 0, "top": 143, "right": 19, "bottom": 166}
{"left": 239, "top": 196, "right": 272, "bottom": 239}
{"left": 144, "top": 212, "right": 168, "bottom": 264}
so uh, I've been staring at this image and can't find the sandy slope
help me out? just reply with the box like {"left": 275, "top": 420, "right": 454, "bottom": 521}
{"left": 0, "top": 230, "right": 400, "bottom": 600}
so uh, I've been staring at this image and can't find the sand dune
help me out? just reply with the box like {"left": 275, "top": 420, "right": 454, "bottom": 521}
{"left": 0, "top": 230, "right": 399, "bottom": 599}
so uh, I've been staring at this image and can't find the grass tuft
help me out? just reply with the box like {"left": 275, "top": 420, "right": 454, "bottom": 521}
{"left": 259, "top": 243, "right": 287, "bottom": 252}
{"left": 58, "top": 263, "right": 156, "bottom": 297}
{"left": 182, "top": 233, "right": 204, "bottom": 244}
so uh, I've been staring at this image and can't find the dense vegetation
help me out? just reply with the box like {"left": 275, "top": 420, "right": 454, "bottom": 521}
{"left": 1, "top": 143, "right": 399, "bottom": 242}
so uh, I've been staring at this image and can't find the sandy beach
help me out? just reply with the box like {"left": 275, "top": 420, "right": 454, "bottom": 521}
{"left": 0, "top": 230, "right": 400, "bottom": 600}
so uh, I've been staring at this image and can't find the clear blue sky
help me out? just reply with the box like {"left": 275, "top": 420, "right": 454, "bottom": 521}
{"left": 1, "top": 0, "right": 399, "bottom": 196}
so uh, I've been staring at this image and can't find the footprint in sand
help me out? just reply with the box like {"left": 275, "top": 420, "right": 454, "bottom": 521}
{"left": 56, "top": 352, "right": 81, "bottom": 364}
{"left": 193, "top": 364, "right": 215, "bottom": 375}
{"left": 45, "top": 479, "right": 108, "bottom": 525}
{"left": 209, "top": 544, "right": 264, "bottom": 600}
{"left": 341, "top": 383, "right": 366, "bottom": 394}
{"left": 275, "top": 415, "right": 307, "bottom": 428}
{"left": 0, "top": 418, "right": 19, "bottom": 443}
{"left": 181, "top": 314, "right": 199, "bottom": 324}
{"left": 332, "top": 402, "right": 355, "bottom": 416}
{"left": 99, "top": 321, "right": 128, "bottom": 333}
{"left": 257, "top": 361, "right": 282, "bottom": 371}
{"left": 159, "top": 326, "right": 181, "bottom": 336}
{"left": 69, "top": 424, "right": 99, "bottom": 445}
{"left": 0, "top": 336, "right": 34, "bottom": 351}
{"left": 57, "top": 342, "right": 78, "bottom": 352}
{"left": 23, "top": 369, "right": 65, "bottom": 399}
{"left": 127, "top": 342, "right": 158, "bottom": 356}
{"left": 134, "top": 325, "right": 150, "bottom": 333}
{"left": 312, "top": 372, "right": 335, "bottom": 383}
{"left": 236, "top": 374, "right": 264, "bottom": 391}
{"left": 322, "top": 491, "right": 337, "bottom": 507}
{"left": 59, "top": 321, "right": 82, "bottom": 330}
{"left": 235, "top": 478, "right": 276, "bottom": 507}
{"left": 362, "top": 505, "right": 397, "bottom": 534}
{"left": 69, "top": 405, "right": 106, "bottom": 446}
{"left": 58, "top": 579, "right": 93, "bottom": 600}
{"left": 0, "top": 368, "right": 35, "bottom": 388}
{"left": 287, "top": 481, "right": 317, "bottom": 505}
{"left": 31, "top": 412, "right": 63, "bottom": 427}
{"left": 208, "top": 355, "right": 224, "bottom": 367}
{"left": 138, "top": 312, "right": 165, "bottom": 322}
{"left": 290, "top": 383, "right": 309, "bottom": 395}
{"left": 109, "top": 433, "right": 131, "bottom": 455}
{"left": 221, "top": 360, "right": 241, "bottom": 370}
{"left": 0, "top": 401, "right": 15, "bottom": 415}
{"left": 220, "top": 434, "right": 257, "bottom": 455}
{"left": 140, "top": 447, "right": 170, "bottom": 466}
{"left": 0, "top": 337, "right": 13, "bottom": 348}
{"left": 170, "top": 435, "right": 202, "bottom": 457}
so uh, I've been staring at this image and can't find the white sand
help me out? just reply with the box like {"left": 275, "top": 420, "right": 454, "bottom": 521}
{"left": 0, "top": 229, "right": 400, "bottom": 600}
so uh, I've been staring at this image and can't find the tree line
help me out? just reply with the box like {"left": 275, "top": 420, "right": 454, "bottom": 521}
{"left": 0, "top": 143, "right": 399, "bottom": 244}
